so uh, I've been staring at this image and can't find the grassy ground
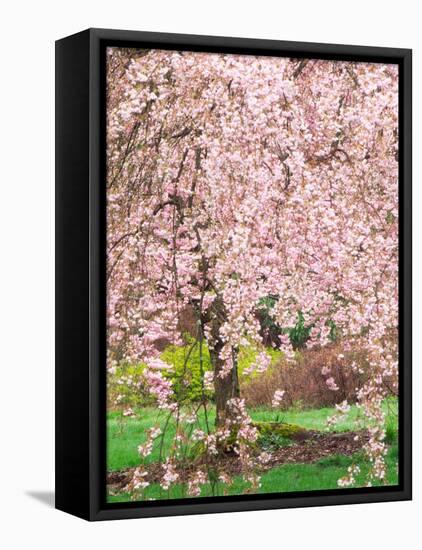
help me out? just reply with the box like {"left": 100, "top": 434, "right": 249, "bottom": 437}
{"left": 108, "top": 445, "right": 399, "bottom": 503}
{"left": 107, "top": 398, "right": 398, "bottom": 502}
{"left": 107, "top": 398, "right": 398, "bottom": 471}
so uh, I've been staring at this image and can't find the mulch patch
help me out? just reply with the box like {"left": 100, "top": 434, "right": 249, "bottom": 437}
{"left": 107, "top": 430, "right": 368, "bottom": 491}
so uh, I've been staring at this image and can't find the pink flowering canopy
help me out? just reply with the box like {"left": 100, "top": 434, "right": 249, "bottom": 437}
{"left": 106, "top": 47, "right": 398, "bottom": 494}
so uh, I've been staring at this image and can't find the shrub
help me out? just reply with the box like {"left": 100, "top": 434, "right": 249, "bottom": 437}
{"left": 237, "top": 344, "right": 283, "bottom": 378}
{"left": 257, "top": 297, "right": 337, "bottom": 350}
{"left": 162, "top": 339, "right": 283, "bottom": 402}
{"left": 257, "top": 295, "right": 338, "bottom": 350}
{"left": 242, "top": 342, "right": 368, "bottom": 409}
{"left": 285, "top": 311, "right": 313, "bottom": 350}
{"left": 107, "top": 362, "right": 152, "bottom": 410}
{"left": 161, "top": 338, "right": 214, "bottom": 402}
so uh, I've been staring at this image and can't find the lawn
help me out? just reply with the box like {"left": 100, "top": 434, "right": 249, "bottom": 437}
{"left": 108, "top": 445, "right": 399, "bottom": 503}
{"left": 107, "top": 397, "right": 398, "bottom": 501}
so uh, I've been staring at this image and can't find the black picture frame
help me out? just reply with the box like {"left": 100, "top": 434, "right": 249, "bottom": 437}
{"left": 55, "top": 28, "right": 412, "bottom": 521}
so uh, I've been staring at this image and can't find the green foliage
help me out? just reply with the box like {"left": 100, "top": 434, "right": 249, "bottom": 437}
{"left": 285, "top": 311, "right": 312, "bottom": 350}
{"left": 257, "top": 296, "right": 312, "bottom": 349}
{"left": 107, "top": 362, "right": 151, "bottom": 410}
{"left": 257, "top": 295, "right": 280, "bottom": 333}
{"left": 108, "top": 338, "right": 285, "bottom": 408}
{"left": 384, "top": 416, "right": 398, "bottom": 445}
{"left": 258, "top": 432, "right": 294, "bottom": 451}
{"left": 237, "top": 344, "right": 283, "bottom": 378}
{"left": 257, "top": 296, "right": 339, "bottom": 349}
{"left": 386, "top": 210, "right": 395, "bottom": 224}
{"left": 326, "top": 319, "right": 338, "bottom": 342}
{"left": 162, "top": 338, "right": 283, "bottom": 401}
{"left": 161, "top": 337, "right": 213, "bottom": 402}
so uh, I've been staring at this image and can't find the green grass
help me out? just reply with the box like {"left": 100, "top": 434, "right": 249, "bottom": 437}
{"left": 250, "top": 397, "right": 397, "bottom": 432}
{"left": 107, "top": 398, "right": 398, "bottom": 502}
{"left": 107, "top": 443, "right": 399, "bottom": 503}
{"left": 107, "top": 397, "right": 398, "bottom": 472}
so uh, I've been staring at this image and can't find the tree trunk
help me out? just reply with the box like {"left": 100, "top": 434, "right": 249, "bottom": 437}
{"left": 208, "top": 297, "right": 240, "bottom": 427}
{"left": 210, "top": 344, "right": 240, "bottom": 427}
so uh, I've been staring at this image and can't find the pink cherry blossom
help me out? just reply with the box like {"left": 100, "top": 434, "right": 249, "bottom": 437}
{"left": 106, "top": 47, "right": 399, "bottom": 492}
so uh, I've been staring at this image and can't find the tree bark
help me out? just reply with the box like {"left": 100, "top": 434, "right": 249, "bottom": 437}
{"left": 208, "top": 297, "right": 240, "bottom": 427}
{"left": 210, "top": 343, "right": 240, "bottom": 427}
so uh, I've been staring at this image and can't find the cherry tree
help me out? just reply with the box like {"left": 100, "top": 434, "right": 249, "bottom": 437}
{"left": 106, "top": 47, "right": 398, "bottom": 494}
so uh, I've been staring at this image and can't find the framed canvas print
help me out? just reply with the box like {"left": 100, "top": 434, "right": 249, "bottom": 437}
{"left": 55, "top": 28, "right": 412, "bottom": 521}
